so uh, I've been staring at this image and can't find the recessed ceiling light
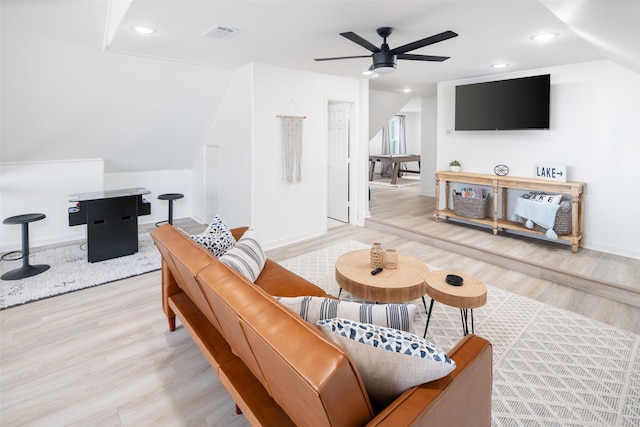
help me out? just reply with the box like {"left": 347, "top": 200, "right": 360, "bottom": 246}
{"left": 131, "top": 26, "right": 156, "bottom": 34}
{"left": 403, "top": 88, "right": 412, "bottom": 93}
{"left": 531, "top": 33, "right": 558, "bottom": 42}
{"left": 492, "top": 63, "right": 509, "bottom": 69}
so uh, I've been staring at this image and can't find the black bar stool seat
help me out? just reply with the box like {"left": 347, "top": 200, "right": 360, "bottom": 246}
{"left": 2, "top": 213, "right": 50, "bottom": 280}
{"left": 157, "top": 193, "right": 184, "bottom": 226}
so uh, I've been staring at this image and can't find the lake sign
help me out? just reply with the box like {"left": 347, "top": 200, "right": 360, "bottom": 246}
{"left": 535, "top": 164, "right": 567, "bottom": 182}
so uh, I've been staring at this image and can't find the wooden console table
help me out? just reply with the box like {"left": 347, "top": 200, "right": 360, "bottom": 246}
{"left": 434, "top": 171, "right": 585, "bottom": 252}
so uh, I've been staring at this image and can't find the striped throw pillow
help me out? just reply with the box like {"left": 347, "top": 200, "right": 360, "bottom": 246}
{"left": 276, "top": 296, "right": 417, "bottom": 332}
{"left": 219, "top": 228, "right": 266, "bottom": 282}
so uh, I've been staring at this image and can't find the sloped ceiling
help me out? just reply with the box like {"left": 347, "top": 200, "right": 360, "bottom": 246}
{"left": 1, "top": 1, "right": 639, "bottom": 173}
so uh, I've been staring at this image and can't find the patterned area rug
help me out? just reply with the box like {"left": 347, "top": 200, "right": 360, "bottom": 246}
{"left": 0, "top": 233, "right": 160, "bottom": 310}
{"left": 280, "top": 240, "right": 640, "bottom": 427}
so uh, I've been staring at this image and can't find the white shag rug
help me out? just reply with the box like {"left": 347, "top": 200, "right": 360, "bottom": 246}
{"left": 0, "top": 233, "right": 160, "bottom": 310}
{"left": 279, "top": 240, "right": 640, "bottom": 427}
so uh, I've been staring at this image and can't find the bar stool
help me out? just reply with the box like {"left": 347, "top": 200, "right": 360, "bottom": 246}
{"left": 157, "top": 193, "right": 184, "bottom": 226}
{"left": 1, "top": 213, "right": 50, "bottom": 280}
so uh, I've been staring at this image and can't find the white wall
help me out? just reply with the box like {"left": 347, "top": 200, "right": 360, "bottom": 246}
{"left": 403, "top": 112, "right": 421, "bottom": 155}
{"left": 198, "top": 63, "right": 254, "bottom": 230}
{"left": 437, "top": 60, "right": 640, "bottom": 259}
{"left": 420, "top": 96, "right": 438, "bottom": 196}
{"left": 0, "top": 160, "right": 103, "bottom": 251}
{"left": 250, "top": 63, "right": 367, "bottom": 249}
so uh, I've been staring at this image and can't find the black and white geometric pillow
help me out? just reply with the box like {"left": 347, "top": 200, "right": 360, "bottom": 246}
{"left": 317, "top": 318, "right": 456, "bottom": 406}
{"left": 190, "top": 214, "right": 236, "bottom": 257}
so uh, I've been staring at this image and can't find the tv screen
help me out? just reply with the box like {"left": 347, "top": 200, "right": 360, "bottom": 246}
{"left": 455, "top": 74, "right": 550, "bottom": 130}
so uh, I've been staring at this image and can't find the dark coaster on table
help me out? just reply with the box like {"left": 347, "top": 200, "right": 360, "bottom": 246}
{"left": 445, "top": 274, "right": 464, "bottom": 286}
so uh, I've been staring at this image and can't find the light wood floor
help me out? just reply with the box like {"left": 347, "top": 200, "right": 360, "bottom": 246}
{"left": 1, "top": 187, "right": 638, "bottom": 426}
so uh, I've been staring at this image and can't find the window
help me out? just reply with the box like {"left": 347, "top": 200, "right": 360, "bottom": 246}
{"left": 389, "top": 116, "right": 401, "bottom": 155}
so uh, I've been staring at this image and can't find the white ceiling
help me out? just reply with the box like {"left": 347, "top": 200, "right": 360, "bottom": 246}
{"left": 107, "top": 0, "right": 640, "bottom": 96}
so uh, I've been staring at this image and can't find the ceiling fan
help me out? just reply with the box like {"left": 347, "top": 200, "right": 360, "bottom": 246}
{"left": 314, "top": 27, "right": 458, "bottom": 75}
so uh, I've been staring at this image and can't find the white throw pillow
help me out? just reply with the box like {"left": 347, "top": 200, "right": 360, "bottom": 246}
{"left": 276, "top": 296, "right": 416, "bottom": 332}
{"left": 190, "top": 214, "right": 236, "bottom": 257}
{"left": 317, "top": 318, "right": 456, "bottom": 407}
{"left": 219, "top": 228, "right": 266, "bottom": 283}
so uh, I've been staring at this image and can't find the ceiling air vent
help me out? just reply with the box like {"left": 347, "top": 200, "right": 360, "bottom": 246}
{"left": 202, "top": 25, "right": 238, "bottom": 39}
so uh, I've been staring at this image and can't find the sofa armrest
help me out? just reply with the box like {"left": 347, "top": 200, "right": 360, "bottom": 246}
{"left": 366, "top": 334, "right": 492, "bottom": 427}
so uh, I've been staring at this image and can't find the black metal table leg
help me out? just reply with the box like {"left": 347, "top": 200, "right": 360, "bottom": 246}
{"left": 459, "top": 308, "right": 475, "bottom": 336}
{"left": 423, "top": 298, "right": 435, "bottom": 338}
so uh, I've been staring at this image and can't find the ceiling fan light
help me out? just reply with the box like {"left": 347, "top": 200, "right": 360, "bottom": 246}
{"left": 374, "top": 65, "right": 396, "bottom": 75}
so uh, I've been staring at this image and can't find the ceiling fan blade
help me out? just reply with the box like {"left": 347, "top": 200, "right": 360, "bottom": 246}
{"left": 391, "top": 30, "right": 458, "bottom": 55}
{"left": 397, "top": 53, "right": 450, "bottom": 62}
{"left": 340, "top": 32, "right": 381, "bottom": 53}
{"left": 314, "top": 55, "right": 372, "bottom": 62}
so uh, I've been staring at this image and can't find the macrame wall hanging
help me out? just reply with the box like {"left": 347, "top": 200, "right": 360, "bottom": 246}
{"left": 278, "top": 100, "right": 306, "bottom": 183}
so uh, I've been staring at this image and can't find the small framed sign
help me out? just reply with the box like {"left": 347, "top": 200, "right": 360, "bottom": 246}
{"left": 535, "top": 164, "right": 567, "bottom": 182}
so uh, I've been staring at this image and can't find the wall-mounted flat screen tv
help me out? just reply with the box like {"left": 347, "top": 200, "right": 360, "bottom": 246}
{"left": 455, "top": 74, "right": 550, "bottom": 130}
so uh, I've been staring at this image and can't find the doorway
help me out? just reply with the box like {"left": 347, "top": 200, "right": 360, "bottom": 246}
{"left": 327, "top": 101, "right": 352, "bottom": 224}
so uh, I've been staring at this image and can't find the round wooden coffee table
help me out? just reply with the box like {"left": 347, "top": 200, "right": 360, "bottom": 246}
{"left": 423, "top": 270, "right": 487, "bottom": 337}
{"left": 335, "top": 249, "right": 429, "bottom": 304}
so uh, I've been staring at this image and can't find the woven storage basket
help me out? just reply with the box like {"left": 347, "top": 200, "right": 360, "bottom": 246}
{"left": 528, "top": 201, "right": 573, "bottom": 235}
{"left": 452, "top": 194, "right": 490, "bottom": 219}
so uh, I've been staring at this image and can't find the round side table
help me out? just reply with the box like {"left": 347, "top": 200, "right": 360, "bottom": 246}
{"left": 157, "top": 193, "right": 184, "bottom": 226}
{"left": 335, "top": 249, "right": 429, "bottom": 311}
{"left": 423, "top": 270, "right": 487, "bottom": 337}
{"left": 1, "top": 213, "right": 50, "bottom": 280}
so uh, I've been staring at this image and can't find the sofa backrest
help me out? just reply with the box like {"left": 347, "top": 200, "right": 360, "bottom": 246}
{"left": 150, "top": 225, "right": 223, "bottom": 332}
{"left": 197, "top": 262, "right": 375, "bottom": 427}
{"left": 193, "top": 258, "right": 271, "bottom": 387}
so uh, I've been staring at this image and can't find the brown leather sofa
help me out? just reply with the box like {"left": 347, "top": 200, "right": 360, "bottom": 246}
{"left": 150, "top": 224, "right": 493, "bottom": 426}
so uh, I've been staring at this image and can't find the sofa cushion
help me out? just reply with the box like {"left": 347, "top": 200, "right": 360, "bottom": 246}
{"left": 190, "top": 215, "right": 236, "bottom": 257}
{"left": 317, "top": 318, "right": 456, "bottom": 407}
{"left": 276, "top": 296, "right": 416, "bottom": 332}
{"left": 219, "top": 228, "right": 266, "bottom": 282}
